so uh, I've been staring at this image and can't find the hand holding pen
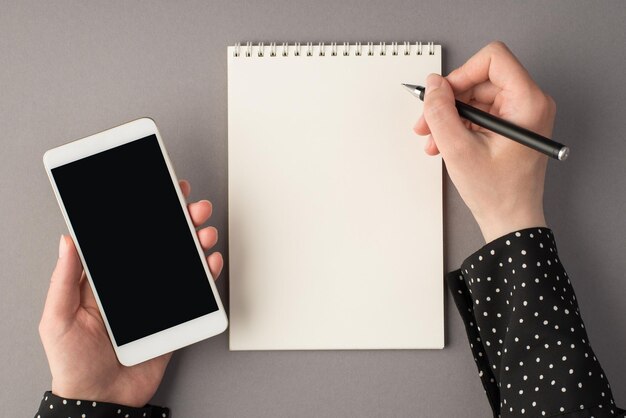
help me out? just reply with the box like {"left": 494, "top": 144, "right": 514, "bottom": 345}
{"left": 404, "top": 84, "right": 568, "bottom": 161}
{"left": 412, "top": 41, "right": 557, "bottom": 243}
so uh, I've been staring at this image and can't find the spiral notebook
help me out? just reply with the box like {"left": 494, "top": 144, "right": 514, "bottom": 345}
{"left": 228, "top": 42, "right": 443, "bottom": 350}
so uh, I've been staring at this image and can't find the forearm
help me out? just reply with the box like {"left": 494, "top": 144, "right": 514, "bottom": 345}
{"left": 448, "top": 227, "right": 624, "bottom": 417}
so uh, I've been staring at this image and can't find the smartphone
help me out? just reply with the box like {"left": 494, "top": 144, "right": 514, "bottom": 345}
{"left": 43, "top": 118, "right": 228, "bottom": 366}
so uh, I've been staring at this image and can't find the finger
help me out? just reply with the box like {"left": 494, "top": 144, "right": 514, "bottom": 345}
{"left": 454, "top": 80, "right": 502, "bottom": 106}
{"left": 469, "top": 81, "right": 502, "bottom": 104}
{"left": 78, "top": 277, "right": 106, "bottom": 326}
{"left": 467, "top": 99, "right": 492, "bottom": 114}
{"left": 79, "top": 272, "right": 99, "bottom": 312}
{"left": 413, "top": 114, "right": 431, "bottom": 136}
{"left": 446, "top": 41, "right": 536, "bottom": 94}
{"left": 418, "top": 80, "right": 500, "bottom": 137}
{"left": 422, "top": 74, "right": 474, "bottom": 159}
{"left": 151, "top": 351, "right": 173, "bottom": 371}
{"left": 207, "top": 252, "right": 224, "bottom": 280}
{"left": 42, "top": 236, "right": 83, "bottom": 323}
{"left": 197, "top": 226, "right": 218, "bottom": 250}
{"left": 423, "top": 135, "right": 440, "bottom": 156}
{"left": 462, "top": 100, "right": 499, "bottom": 133}
{"left": 188, "top": 200, "right": 213, "bottom": 227}
{"left": 179, "top": 180, "right": 191, "bottom": 199}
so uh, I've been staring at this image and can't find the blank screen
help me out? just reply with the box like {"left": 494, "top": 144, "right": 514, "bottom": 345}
{"left": 52, "top": 135, "right": 218, "bottom": 346}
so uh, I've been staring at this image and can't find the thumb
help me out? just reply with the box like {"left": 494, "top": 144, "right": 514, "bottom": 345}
{"left": 42, "top": 235, "right": 83, "bottom": 322}
{"left": 422, "top": 74, "right": 472, "bottom": 158}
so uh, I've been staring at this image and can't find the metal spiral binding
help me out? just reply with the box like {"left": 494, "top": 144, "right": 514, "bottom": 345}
{"left": 355, "top": 42, "right": 362, "bottom": 56}
{"left": 233, "top": 41, "right": 436, "bottom": 57}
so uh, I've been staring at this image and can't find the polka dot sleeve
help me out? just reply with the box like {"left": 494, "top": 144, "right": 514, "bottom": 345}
{"left": 34, "top": 391, "right": 170, "bottom": 418}
{"left": 447, "top": 228, "right": 624, "bottom": 417}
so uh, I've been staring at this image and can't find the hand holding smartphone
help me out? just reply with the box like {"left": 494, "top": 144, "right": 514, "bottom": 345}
{"left": 42, "top": 118, "right": 228, "bottom": 371}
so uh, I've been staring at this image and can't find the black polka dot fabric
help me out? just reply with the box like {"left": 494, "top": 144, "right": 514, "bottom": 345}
{"left": 447, "top": 228, "right": 624, "bottom": 417}
{"left": 34, "top": 391, "right": 169, "bottom": 418}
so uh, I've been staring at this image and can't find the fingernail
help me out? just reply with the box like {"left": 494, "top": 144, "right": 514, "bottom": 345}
{"left": 426, "top": 74, "right": 442, "bottom": 93}
{"left": 58, "top": 235, "right": 67, "bottom": 259}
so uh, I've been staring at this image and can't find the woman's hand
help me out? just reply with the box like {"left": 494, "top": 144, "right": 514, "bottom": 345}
{"left": 39, "top": 180, "right": 223, "bottom": 407}
{"left": 414, "top": 41, "right": 557, "bottom": 242}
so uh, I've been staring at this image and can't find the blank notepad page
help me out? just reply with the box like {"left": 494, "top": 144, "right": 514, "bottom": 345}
{"left": 228, "top": 42, "right": 443, "bottom": 350}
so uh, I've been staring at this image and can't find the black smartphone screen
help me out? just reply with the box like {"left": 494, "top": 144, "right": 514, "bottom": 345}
{"left": 51, "top": 135, "right": 218, "bottom": 346}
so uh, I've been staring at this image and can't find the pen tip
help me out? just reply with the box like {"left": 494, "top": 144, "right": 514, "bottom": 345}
{"left": 401, "top": 84, "right": 425, "bottom": 100}
{"left": 402, "top": 83, "right": 421, "bottom": 92}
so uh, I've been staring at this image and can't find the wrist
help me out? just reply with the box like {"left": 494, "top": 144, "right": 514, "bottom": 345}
{"left": 476, "top": 211, "right": 547, "bottom": 243}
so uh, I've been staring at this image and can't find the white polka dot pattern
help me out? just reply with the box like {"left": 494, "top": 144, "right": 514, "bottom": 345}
{"left": 35, "top": 391, "right": 169, "bottom": 418}
{"left": 448, "top": 228, "right": 625, "bottom": 417}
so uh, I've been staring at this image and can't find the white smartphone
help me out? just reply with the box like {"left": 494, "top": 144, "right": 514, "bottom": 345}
{"left": 43, "top": 118, "right": 228, "bottom": 366}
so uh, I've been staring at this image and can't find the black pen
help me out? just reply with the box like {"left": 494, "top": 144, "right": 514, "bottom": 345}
{"left": 402, "top": 84, "right": 569, "bottom": 161}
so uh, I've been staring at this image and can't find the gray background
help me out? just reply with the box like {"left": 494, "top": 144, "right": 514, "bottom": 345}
{"left": 1, "top": 1, "right": 624, "bottom": 416}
